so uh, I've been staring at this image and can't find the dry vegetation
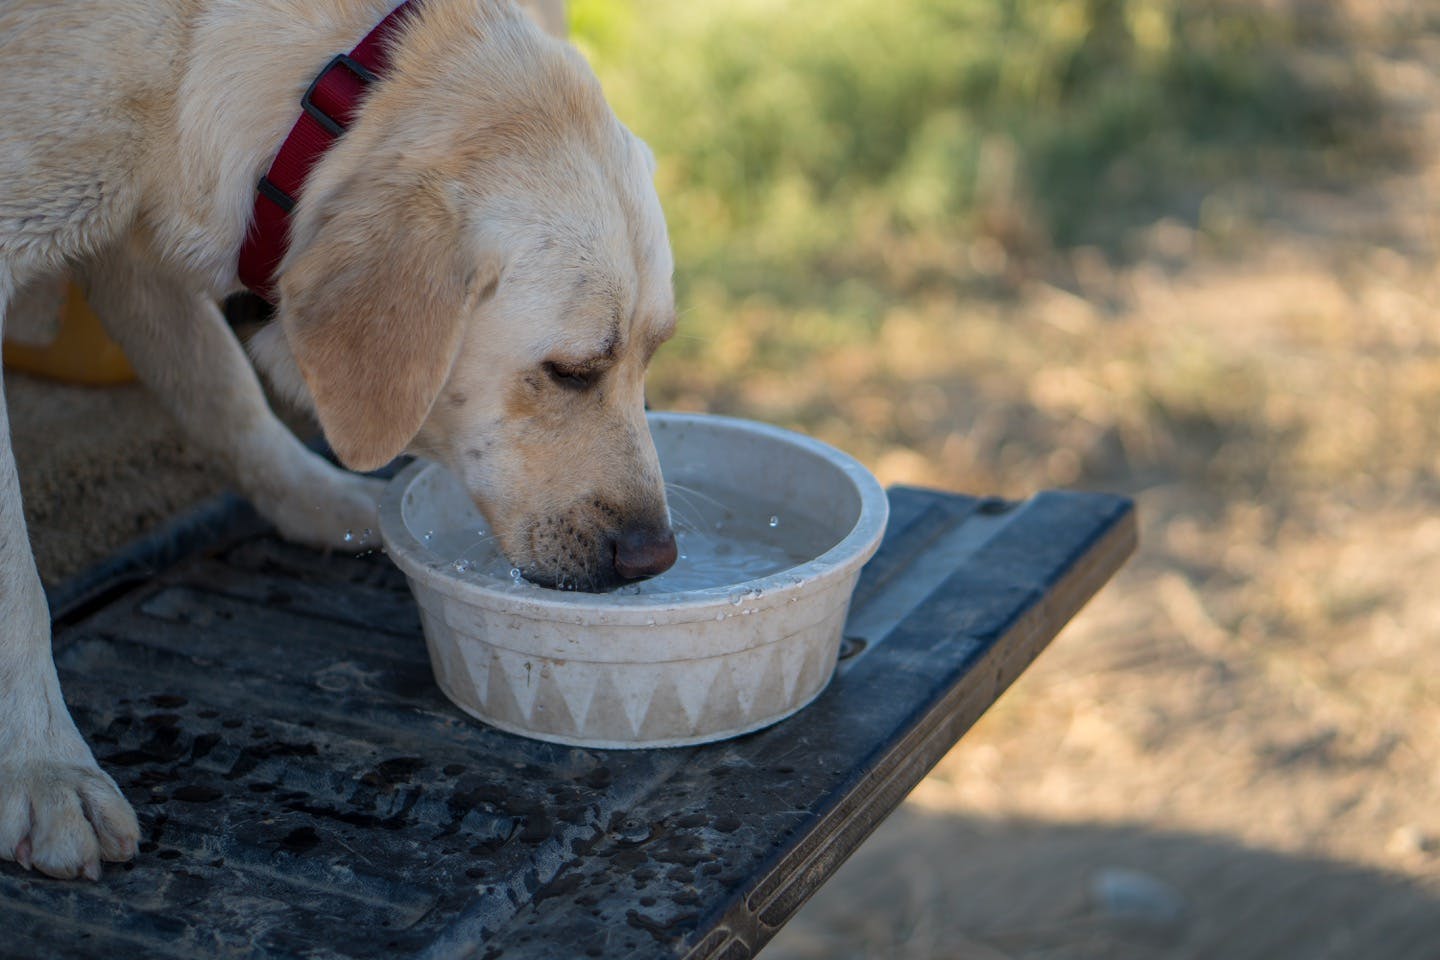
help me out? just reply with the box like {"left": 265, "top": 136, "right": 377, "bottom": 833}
{"left": 575, "top": 0, "right": 1440, "bottom": 955}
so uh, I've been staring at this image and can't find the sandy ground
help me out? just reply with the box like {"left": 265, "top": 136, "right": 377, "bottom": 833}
{"left": 761, "top": 15, "right": 1440, "bottom": 960}
{"left": 6, "top": 374, "right": 227, "bottom": 584}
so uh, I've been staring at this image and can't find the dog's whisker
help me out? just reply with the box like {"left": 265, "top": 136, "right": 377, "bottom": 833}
{"left": 663, "top": 485, "right": 700, "bottom": 518}
{"left": 666, "top": 505, "right": 705, "bottom": 535}
{"left": 666, "top": 481, "right": 730, "bottom": 514}
{"left": 663, "top": 486, "right": 712, "bottom": 534}
{"left": 664, "top": 488, "right": 701, "bottom": 522}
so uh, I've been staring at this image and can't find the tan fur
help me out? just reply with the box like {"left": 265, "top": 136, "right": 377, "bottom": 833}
{"left": 1, "top": 0, "right": 674, "bottom": 880}
{"left": 279, "top": 171, "right": 494, "bottom": 470}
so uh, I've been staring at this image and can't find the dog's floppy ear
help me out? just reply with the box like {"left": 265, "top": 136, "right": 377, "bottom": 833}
{"left": 277, "top": 176, "right": 494, "bottom": 472}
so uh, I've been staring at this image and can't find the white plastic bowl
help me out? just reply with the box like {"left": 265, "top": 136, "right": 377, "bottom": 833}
{"left": 378, "top": 412, "right": 888, "bottom": 748}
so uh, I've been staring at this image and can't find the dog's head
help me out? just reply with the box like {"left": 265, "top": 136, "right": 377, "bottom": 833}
{"left": 259, "top": 3, "right": 676, "bottom": 590}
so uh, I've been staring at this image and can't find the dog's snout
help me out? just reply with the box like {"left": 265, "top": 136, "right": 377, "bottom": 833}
{"left": 612, "top": 527, "right": 678, "bottom": 581}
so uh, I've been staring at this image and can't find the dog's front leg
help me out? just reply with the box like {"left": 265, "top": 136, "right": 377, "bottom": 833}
{"left": 0, "top": 264, "right": 141, "bottom": 880}
{"left": 80, "top": 254, "right": 384, "bottom": 550}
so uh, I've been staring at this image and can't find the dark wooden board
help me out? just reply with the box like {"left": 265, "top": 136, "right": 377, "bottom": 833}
{"left": 2, "top": 486, "right": 1135, "bottom": 960}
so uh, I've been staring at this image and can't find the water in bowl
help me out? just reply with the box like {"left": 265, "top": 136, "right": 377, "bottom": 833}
{"left": 424, "top": 479, "right": 839, "bottom": 594}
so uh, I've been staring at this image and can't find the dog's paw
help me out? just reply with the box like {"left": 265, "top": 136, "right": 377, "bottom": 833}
{"left": 259, "top": 468, "right": 388, "bottom": 552}
{"left": 0, "top": 758, "right": 139, "bottom": 881}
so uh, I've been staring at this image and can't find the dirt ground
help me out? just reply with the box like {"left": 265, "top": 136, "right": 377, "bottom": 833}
{"left": 760, "top": 11, "right": 1440, "bottom": 960}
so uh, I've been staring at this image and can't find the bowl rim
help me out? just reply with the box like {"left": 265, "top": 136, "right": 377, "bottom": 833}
{"left": 377, "top": 412, "right": 889, "bottom": 619}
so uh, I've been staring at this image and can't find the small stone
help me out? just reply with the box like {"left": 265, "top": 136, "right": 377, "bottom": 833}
{"left": 1388, "top": 824, "right": 1434, "bottom": 858}
{"left": 1090, "top": 867, "right": 1186, "bottom": 929}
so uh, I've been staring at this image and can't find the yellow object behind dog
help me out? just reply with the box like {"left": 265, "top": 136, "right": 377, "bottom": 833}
{"left": 3, "top": 283, "right": 135, "bottom": 385}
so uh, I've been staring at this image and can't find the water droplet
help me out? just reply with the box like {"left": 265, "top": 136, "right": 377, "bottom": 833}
{"left": 342, "top": 530, "right": 355, "bottom": 543}
{"left": 509, "top": 567, "right": 523, "bottom": 581}
{"left": 422, "top": 530, "right": 434, "bottom": 542}
{"left": 361, "top": 528, "right": 373, "bottom": 540}
{"left": 768, "top": 516, "right": 779, "bottom": 528}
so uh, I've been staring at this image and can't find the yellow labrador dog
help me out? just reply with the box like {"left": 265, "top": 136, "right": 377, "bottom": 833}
{"left": 0, "top": 0, "right": 677, "bottom": 880}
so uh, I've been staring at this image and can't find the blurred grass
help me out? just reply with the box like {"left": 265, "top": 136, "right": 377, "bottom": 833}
{"left": 570, "top": 0, "right": 1423, "bottom": 503}
{"left": 574, "top": 0, "right": 1372, "bottom": 289}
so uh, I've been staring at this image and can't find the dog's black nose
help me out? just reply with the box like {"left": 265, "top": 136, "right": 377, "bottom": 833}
{"left": 613, "top": 527, "right": 678, "bottom": 581}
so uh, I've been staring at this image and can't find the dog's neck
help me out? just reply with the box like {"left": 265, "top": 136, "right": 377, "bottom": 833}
{"left": 150, "top": 0, "right": 408, "bottom": 295}
{"left": 238, "top": 1, "right": 419, "bottom": 302}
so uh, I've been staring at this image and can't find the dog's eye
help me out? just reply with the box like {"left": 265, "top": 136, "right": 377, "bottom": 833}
{"left": 543, "top": 361, "right": 596, "bottom": 390}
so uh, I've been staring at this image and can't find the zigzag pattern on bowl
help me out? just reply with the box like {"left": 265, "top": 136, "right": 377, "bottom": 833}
{"left": 419, "top": 603, "right": 848, "bottom": 743}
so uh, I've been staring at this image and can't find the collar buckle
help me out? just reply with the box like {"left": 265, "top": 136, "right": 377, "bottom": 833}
{"left": 301, "top": 54, "right": 379, "bottom": 136}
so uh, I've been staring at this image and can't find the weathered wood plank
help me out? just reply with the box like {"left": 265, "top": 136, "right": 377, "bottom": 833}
{"left": 4, "top": 486, "right": 1133, "bottom": 960}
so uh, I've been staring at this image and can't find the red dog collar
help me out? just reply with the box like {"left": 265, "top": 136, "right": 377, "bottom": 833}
{"left": 238, "top": 2, "right": 419, "bottom": 302}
